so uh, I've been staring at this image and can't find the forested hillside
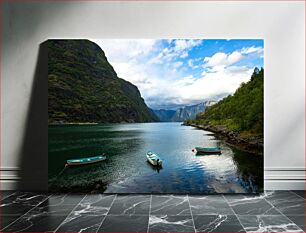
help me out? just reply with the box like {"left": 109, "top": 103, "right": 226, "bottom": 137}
{"left": 48, "top": 40, "right": 159, "bottom": 123}
{"left": 189, "top": 68, "right": 263, "bottom": 138}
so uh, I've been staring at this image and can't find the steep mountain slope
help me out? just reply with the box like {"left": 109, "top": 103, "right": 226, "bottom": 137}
{"left": 193, "top": 68, "right": 264, "bottom": 137}
{"left": 48, "top": 39, "right": 159, "bottom": 123}
{"left": 153, "top": 109, "right": 176, "bottom": 122}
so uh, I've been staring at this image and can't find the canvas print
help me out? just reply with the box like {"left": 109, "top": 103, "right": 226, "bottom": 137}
{"left": 48, "top": 39, "right": 264, "bottom": 193}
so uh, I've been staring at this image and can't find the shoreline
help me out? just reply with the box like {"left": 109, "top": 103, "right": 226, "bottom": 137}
{"left": 49, "top": 122, "right": 99, "bottom": 126}
{"left": 186, "top": 123, "right": 263, "bottom": 155}
{"left": 48, "top": 121, "right": 182, "bottom": 126}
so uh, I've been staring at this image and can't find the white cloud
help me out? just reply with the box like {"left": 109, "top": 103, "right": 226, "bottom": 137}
{"left": 180, "top": 52, "right": 188, "bottom": 58}
{"left": 188, "top": 59, "right": 199, "bottom": 69}
{"left": 241, "top": 46, "right": 263, "bottom": 55}
{"left": 113, "top": 63, "right": 253, "bottom": 109}
{"left": 176, "top": 75, "right": 196, "bottom": 86}
{"left": 143, "top": 66, "right": 254, "bottom": 109}
{"left": 203, "top": 51, "right": 243, "bottom": 68}
{"left": 102, "top": 56, "right": 252, "bottom": 109}
{"left": 228, "top": 51, "right": 243, "bottom": 64}
{"left": 110, "top": 62, "right": 149, "bottom": 85}
{"left": 91, "top": 39, "right": 157, "bottom": 62}
{"left": 203, "top": 46, "right": 263, "bottom": 70}
{"left": 173, "top": 61, "right": 183, "bottom": 69}
{"left": 89, "top": 39, "right": 260, "bottom": 110}
{"left": 149, "top": 39, "right": 202, "bottom": 64}
{"left": 173, "top": 39, "right": 202, "bottom": 52}
{"left": 148, "top": 52, "right": 163, "bottom": 64}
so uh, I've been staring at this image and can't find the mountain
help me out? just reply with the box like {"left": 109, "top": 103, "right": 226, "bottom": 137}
{"left": 193, "top": 68, "right": 264, "bottom": 136}
{"left": 153, "top": 109, "right": 176, "bottom": 122}
{"left": 171, "top": 101, "right": 216, "bottom": 122}
{"left": 48, "top": 39, "right": 159, "bottom": 123}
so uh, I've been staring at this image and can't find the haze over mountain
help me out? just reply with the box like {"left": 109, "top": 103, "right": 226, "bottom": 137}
{"left": 153, "top": 101, "right": 216, "bottom": 122}
{"left": 152, "top": 109, "right": 176, "bottom": 122}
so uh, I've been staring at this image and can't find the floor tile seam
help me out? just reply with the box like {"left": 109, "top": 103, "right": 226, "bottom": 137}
{"left": 236, "top": 214, "right": 304, "bottom": 217}
{"left": 187, "top": 195, "right": 197, "bottom": 233}
{"left": 289, "top": 190, "right": 306, "bottom": 200}
{"left": 53, "top": 194, "right": 87, "bottom": 232}
{"left": 39, "top": 204, "right": 84, "bottom": 206}
{"left": 263, "top": 195, "right": 304, "bottom": 232}
{"left": 147, "top": 194, "right": 152, "bottom": 233}
{"left": 283, "top": 214, "right": 306, "bottom": 216}
{"left": 147, "top": 214, "right": 193, "bottom": 216}
{"left": 0, "top": 191, "right": 17, "bottom": 201}
{"left": 222, "top": 194, "right": 248, "bottom": 232}
{"left": 96, "top": 194, "right": 117, "bottom": 233}
{"left": 0, "top": 193, "right": 52, "bottom": 231}
{"left": 187, "top": 197, "right": 237, "bottom": 216}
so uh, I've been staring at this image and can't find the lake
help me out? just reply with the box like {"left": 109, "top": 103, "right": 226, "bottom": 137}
{"left": 48, "top": 122, "right": 263, "bottom": 193}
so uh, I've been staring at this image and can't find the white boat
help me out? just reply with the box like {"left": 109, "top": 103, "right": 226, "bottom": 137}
{"left": 146, "top": 151, "right": 163, "bottom": 166}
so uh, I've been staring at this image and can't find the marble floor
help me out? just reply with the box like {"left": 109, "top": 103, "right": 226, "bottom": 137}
{"left": 0, "top": 190, "right": 304, "bottom": 232}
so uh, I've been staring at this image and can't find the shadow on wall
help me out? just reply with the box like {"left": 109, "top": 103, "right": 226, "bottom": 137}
{"left": 17, "top": 41, "right": 48, "bottom": 191}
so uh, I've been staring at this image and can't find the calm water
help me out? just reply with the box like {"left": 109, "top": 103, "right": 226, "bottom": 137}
{"left": 48, "top": 122, "right": 263, "bottom": 193}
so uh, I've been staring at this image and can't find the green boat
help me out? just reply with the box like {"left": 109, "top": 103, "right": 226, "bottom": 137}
{"left": 65, "top": 155, "right": 106, "bottom": 167}
{"left": 193, "top": 147, "right": 222, "bottom": 154}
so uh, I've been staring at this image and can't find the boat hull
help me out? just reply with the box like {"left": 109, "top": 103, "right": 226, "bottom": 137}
{"left": 146, "top": 152, "right": 163, "bottom": 166}
{"left": 147, "top": 156, "right": 163, "bottom": 166}
{"left": 66, "top": 155, "right": 106, "bottom": 166}
{"left": 195, "top": 150, "right": 221, "bottom": 155}
{"left": 194, "top": 147, "right": 222, "bottom": 154}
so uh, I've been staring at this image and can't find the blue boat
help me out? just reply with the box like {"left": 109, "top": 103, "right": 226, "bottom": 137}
{"left": 65, "top": 155, "right": 106, "bottom": 167}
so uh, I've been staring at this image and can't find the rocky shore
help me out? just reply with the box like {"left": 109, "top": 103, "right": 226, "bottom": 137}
{"left": 186, "top": 123, "right": 263, "bottom": 155}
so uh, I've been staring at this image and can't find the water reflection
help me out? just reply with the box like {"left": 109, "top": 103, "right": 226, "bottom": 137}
{"left": 48, "top": 123, "right": 263, "bottom": 193}
{"left": 146, "top": 161, "right": 163, "bottom": 173}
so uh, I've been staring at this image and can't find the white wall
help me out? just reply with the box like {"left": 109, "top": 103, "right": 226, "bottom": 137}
{"left": 1, "top": 1, "right": 304, "bottom": 190}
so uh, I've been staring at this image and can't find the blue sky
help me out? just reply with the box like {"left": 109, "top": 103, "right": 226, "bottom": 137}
{"left": 92, "top": 39, "right": 263, "bottom": 110}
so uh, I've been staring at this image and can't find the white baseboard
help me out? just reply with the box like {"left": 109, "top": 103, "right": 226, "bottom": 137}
{"left": 265, "top": 180, "right": 305, "bottom": 190}
{"left": 264, "top": 167, "right": 305, "bottom": 190}
{"left": 0, "top": 167, "right": 20, "bottom": 190}
{"left": 1, "top": 167, "right": 305, "bottom": 191}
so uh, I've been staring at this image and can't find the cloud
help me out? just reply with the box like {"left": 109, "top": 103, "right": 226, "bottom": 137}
{"left": 148, "top": 52, "right": 163, "bottom": 64}
{"left": 149, "top": 39, "right": 202, "bottom": 64}
{"left": 188, "top": 59, "right": 199, "bottom": 69}
{"left": 110, "top": 62, "right": 153, "bottom": 90}
{"left": 228, "top": 51, "right": 243, "bottom": 64}
{"left": 241, "top": 46, "right": 263, "bottom": 55}
{"left": 173, "top": 61, "right": 183, "bottom": 69}
{"left": 176, "top": 75, "right": 196, "bottom": 86}
{"left": 89, "top": 39, "right": 262, "bottom": 110}
{"left": 143, "top": 65, "right": 254, "bottom": 109}
{"left": 92, "top": 39, "right": 157, "bottom": 62}
{"left": 203, "top": 51, "right": 243, "bottom": 68}
{"left": 203, "top": 46, "right": 263, "bottom": 69}
{"left": 180, "top": 52, "right": 188, "bottom": 58}
{"left": 173, "top": 39, "right": 202, "bottom": 52}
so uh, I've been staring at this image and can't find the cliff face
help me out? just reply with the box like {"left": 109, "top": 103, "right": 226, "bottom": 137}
{"left": 153, "top": 101, "right": 217, "bottom": 122}
{"left": 171, "top": 101, "right": 216, "bottom": 122}
{"left": 48, "top": 39, "right": 159, "bottom": 123}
